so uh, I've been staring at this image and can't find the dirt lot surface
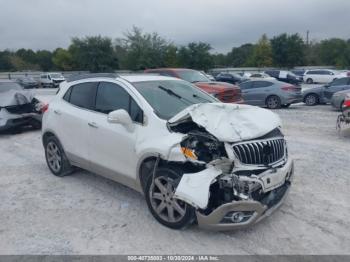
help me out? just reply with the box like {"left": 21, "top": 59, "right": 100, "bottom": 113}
{"left": 0, "top": 104, "right": 349, "bottom": 255}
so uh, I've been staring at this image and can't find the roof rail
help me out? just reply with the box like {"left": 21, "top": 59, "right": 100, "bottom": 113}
{"left": 66, "top": 73, "right": 119, "bottom": 82}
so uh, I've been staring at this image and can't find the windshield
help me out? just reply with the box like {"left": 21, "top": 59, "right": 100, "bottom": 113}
{"left": 50, "top": 73, "right": 63, "bottom": 78}
{"left": 176, "top": 70, "right": 210, "bottom": 83}
{"left": 133, "top": 80, "right": 217, "bottom": 120}
{"left": 0, "top": 82, "right": 23, "bottom": 92}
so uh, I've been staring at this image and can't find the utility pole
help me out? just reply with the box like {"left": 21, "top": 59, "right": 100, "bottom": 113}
{"left": 306, "top": 30, "right": 310, "bottom": 46}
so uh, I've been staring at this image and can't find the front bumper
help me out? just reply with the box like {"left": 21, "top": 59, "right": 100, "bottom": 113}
{"left": 196, "top": 160, "right": 294, "bottom": 230}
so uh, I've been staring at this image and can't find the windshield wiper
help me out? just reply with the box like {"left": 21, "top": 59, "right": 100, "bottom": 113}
{"left": 192, "top": 94, "right": 212, "bottom": 103}
{"left": 157, "top": 86, "right": 192, "bottom": 105}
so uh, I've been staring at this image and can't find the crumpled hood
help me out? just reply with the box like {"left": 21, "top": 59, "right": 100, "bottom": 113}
{"left": 0, "top": 90, "right": 34, "bottom": 107}
{"left": 168, "top": 103, "right": 281, "bottom": 142}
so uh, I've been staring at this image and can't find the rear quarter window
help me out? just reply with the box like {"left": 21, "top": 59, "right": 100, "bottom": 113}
{"left": 65, "top": 82, "right": 98, "bottom": 110}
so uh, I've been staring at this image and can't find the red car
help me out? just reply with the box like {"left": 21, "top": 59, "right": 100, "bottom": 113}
{"left": 144, "top": 68, "right": 243, "bottom": 103}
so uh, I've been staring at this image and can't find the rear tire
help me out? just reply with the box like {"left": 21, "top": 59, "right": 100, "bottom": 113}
{"left": 266, "top": 95, "right": 281, "bottom": 109}
{"left": 306, "top": 78, "right": 313, "bottom": 84}
{"left": 304, "top": 93, "right": 319, "bottom": 106}
{"left": 44, "top": 136, "right": 74, "bottom": 177}
{"left": 144, "top": 166, "right": 195, "bottom": 230}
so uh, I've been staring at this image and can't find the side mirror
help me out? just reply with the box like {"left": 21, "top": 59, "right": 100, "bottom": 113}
{"left": 324, "top": 84, "right": 330, "bottom": 88}
{"left": 107, "top": 109, "right": 134, "bottom": 132}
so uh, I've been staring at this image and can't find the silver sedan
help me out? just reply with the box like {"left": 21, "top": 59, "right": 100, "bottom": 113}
{"left": 238, "top": 80, "right": 302, "bottom": 109}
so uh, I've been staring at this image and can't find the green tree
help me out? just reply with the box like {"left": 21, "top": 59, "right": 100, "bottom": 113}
{"left": 177, "top": 42, "right": 213, "bottom": 71}
{"left": 0, "top": 51, "right": 13, "bottom": 71}
{"left": 36, "top": 50, "right": 53, "bottom": 71}
{"left": 226, "top": 43, "right": 254, "bottom": 67}
{"left": 52, "top": 48, "right": 73, "bottom": 70}
{"left": 248, "top": 34, "right": 273, "bottom": 67}
{"left": 212, "top": 53, "right": 228, "bottom": 67}
{"left": 271, "top": 33, "right": 305, "bottom": 68}
{"left": 16, "top": 48, "right": 37, "bottom": 65}
{"left": 318, "top": 38, "right": 349, "bottom": 67}
{"left": 69, "top": 36, "right": 119, "bottom": 72}
{"left": 118, "top": 26, "right": 171, "bottom": 70}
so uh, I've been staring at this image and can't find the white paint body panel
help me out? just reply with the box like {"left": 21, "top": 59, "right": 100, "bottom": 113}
{"left": 168, "top": 103, "right": 281, "bottom": 142}
{"left": 174, "top": 167, "right": 222, "bottom": 209}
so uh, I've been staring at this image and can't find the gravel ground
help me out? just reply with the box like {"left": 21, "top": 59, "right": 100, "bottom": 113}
{"left": 0, "top": 103, "right": 349, "bottom": 255}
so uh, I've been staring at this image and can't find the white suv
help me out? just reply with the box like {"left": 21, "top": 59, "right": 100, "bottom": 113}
{"left": 303, "top": 69, "right": 340, "bottom": 84}
{"left": 42, "top": 73, "right": 294, "bottom": 230}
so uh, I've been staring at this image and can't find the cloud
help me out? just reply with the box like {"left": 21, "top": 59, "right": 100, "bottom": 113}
{"left": 1, "top": 0, "right": 350, "bottom": 53}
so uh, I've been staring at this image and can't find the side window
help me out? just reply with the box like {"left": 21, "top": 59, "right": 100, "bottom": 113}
{"left": 239, "top": 81, "right": 253, "bottom": 89}
{"left": 253, "top": 81, "right": 272, "bottom": 88}
{"left": 95, "top": 82, "right": 143, "bottom": 123}
{"left": 41, "top": 75, "right": 46, "bottom": 79}
{"left": 63, "top": 87, "right": 72, "bottom": 101}
{"left": 130, "top": 98, "right": 143, "bottom": 123}
{"left": 331, "top": 77, "right": 348, "bottom": 86}
{"left": 69, "top": 82, "right": 97, "bottom": 110}
{"left": 95, "top": 82, "right": 129, "bottom": 114}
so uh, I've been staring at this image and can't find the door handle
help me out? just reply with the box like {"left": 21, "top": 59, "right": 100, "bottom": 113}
{"left": 54, "top": 109, "right": 62, "bottom": 115}
{"left": 88, "top": 122, "right": 98, "bottom": 128}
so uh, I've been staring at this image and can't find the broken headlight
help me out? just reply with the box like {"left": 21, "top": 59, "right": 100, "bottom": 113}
{"left": 180, "top": 131, "right": 227, "bottom": 162}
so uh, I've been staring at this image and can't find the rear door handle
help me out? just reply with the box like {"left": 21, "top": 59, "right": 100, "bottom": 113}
{"left": 88, "top": 122, "right": 98, "bottom": 128}
{"left": 54, "top": 109, "right": 62, "bottom": 115}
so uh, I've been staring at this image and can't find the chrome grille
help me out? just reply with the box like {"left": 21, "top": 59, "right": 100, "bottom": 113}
{"left": 232, "top": 138, "right": 285, "bottom": 165}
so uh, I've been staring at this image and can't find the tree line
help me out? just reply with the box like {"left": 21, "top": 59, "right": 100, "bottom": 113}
{"left": 0, "top": 26, "right": 350, "bottom": 73}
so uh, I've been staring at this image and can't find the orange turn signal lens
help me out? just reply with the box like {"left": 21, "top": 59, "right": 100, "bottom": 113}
{"left": 181, "top": 147, "right": 197, "bottom": 160}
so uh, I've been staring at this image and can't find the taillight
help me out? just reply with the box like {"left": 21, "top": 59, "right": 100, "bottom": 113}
{"left": 41, "top": 103, "right": 49, "bottom": 113}
{"left": 344, "top": 99, "right": 350, "bottom": 108}
{"left": 282, "top": 85, "right": 299, "bottom": 91}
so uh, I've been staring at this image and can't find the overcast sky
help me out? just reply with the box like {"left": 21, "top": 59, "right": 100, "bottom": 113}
{"left": 1, "top": 0, "right": 350, "bottom": 53}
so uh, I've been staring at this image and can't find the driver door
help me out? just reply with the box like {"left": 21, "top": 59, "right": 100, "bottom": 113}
{"left": 88, "top": 81, "right": 144, "bottom": 188}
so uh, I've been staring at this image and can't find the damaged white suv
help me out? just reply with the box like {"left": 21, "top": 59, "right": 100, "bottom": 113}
{"left": 42, "top": 73, "right": 294, "bottom": 230}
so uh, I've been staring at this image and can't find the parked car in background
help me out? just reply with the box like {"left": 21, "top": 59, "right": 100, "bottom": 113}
{"left": 40, "top": 73, "right": 65, "bottom": 88}
{"left": 331, "top": 90, "right": 350, "bottom": 110}
{"left": 302, "top": 77, "right": 350, "bottom": 106}
{"left": 291, "top": 69, "right": 306, "bottom": 77}
{"left": 200, "top": 71, "right": 215, "bottom": 81}
{"left": 237, "top": 72, "right": 252, "bottom": 78}
{"left": 303, "top": 69, "right": 341, "bottom": 84}
{"left": 42, "top": 73, "right": 293, "bottom": 230}
{"left": 144, "top": 68, "right": 243, "bottom": 103}
{"left": 214, "top": 72, "right": 248, "bottom": 84}
{"left": 264, "top": 70, "right": 302, "bottom": 85}
{"left": 249, "top": 72, "right": 275, "bottom": 80}
{"left": 0, "top": 80, "right": 44, "bottom": 132}
{"left": 238, "top": 79, "right": 302, "bottom": 109}
{"left": 16, "top": 76, "right": 39, "bottom": 89}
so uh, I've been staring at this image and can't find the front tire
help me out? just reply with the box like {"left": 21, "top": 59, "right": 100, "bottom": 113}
{"left": 44, "top": 136, "right": 74, "bottom": 177}
{"left": 304, "top": 93, "right": 319, "bottom": 106}
{"left": 266, "top": 95, "right": 281, "bottom": 109}
{"left": 144, "top": 166, "right": 195, "bottom": 230}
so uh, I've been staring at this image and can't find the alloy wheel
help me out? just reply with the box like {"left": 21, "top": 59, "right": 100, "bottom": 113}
{"left": 149, "top": 176, "right": 186, "bottom": 223}
{"left": 46, "top": 141, "right": 62, "bottom": 173}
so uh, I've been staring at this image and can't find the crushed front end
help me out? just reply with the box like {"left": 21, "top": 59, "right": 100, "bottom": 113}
{"left": 172, "top": 126, "right": 293, "bottom": 230}
{"left": 166, "top": 103, "right": 294, "bottom": 230}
